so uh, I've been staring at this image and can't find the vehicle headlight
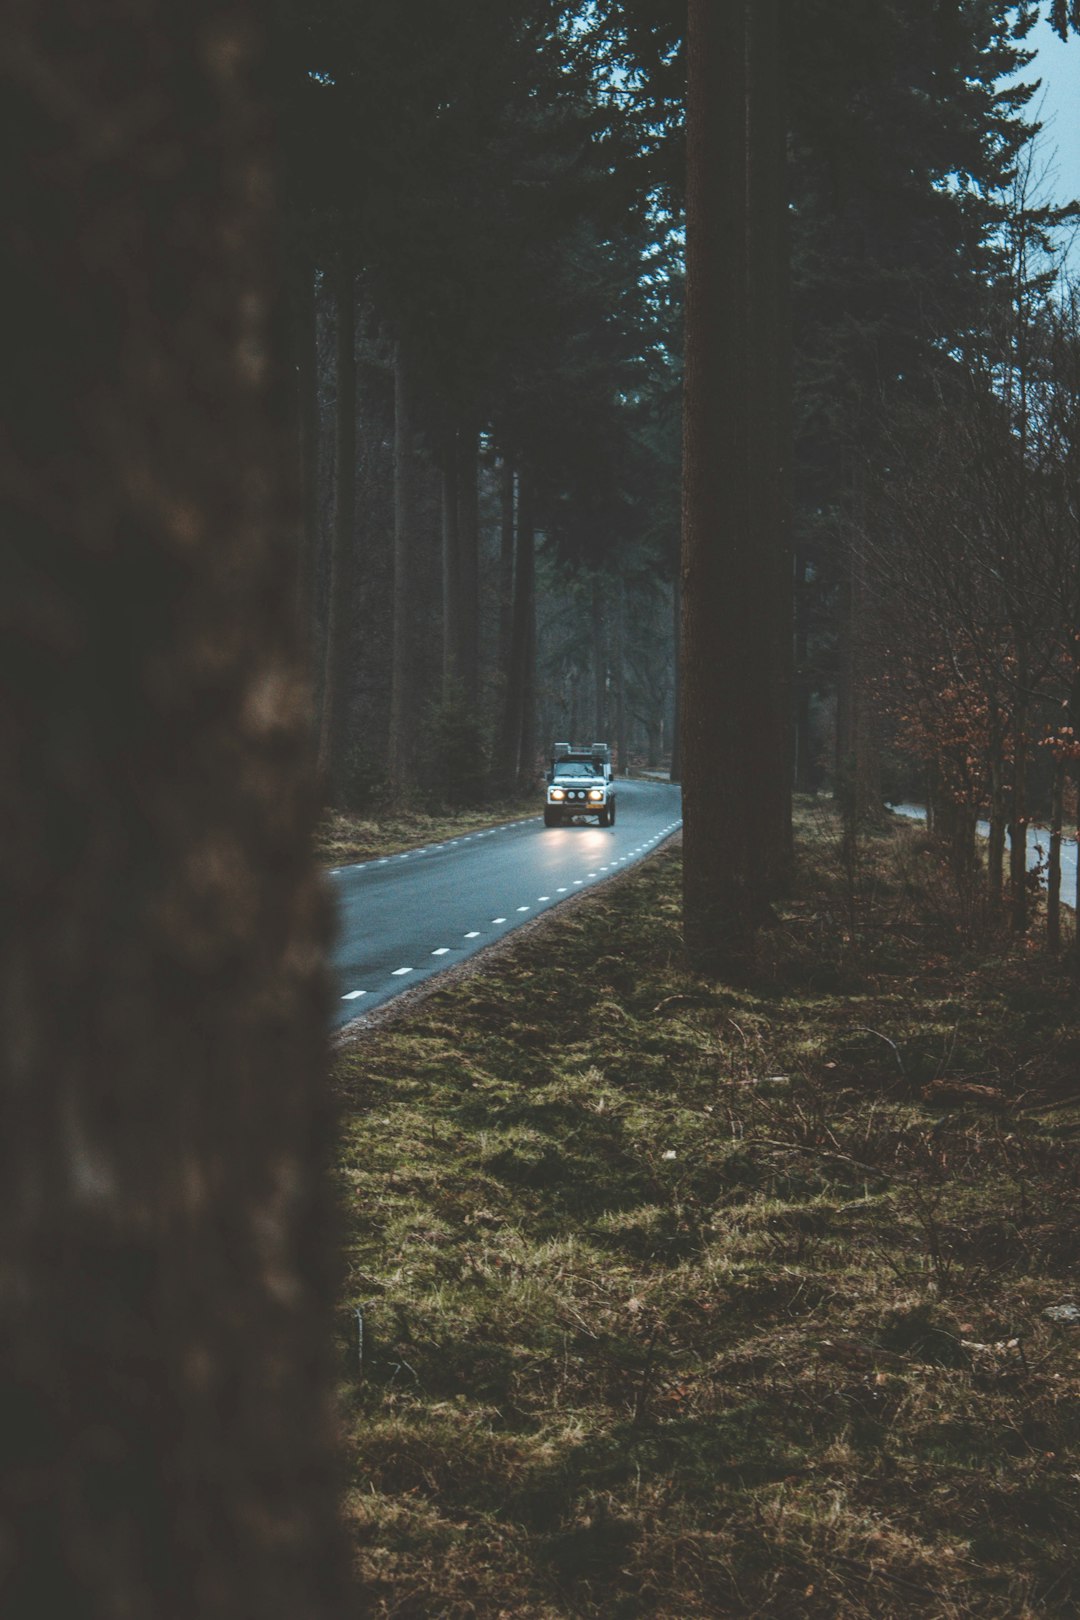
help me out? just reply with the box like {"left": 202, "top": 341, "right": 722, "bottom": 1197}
{"left": 588, "top": 789, "right": 603, "bottom": 802}
{"left": 550, "top": 788, "right": 565, "bottom": 800}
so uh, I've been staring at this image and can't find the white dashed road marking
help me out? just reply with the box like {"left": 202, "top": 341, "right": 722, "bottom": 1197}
{"left": 517, "top": 905, "right": 530, "bottom": 912}
{"left": 341, "top": 990, "right": 366, "bottom": 1000}
{"left": 432, "top": 947, "right": 450, "bottom": 956}
{"left": 492, "top": 916, "right": 507, "bottom": 923}
{"left": 464, "top": 931, "right": 480, "bottom": 939}
{"left": 391, "top": 967, "right": 413, "bottom": 977}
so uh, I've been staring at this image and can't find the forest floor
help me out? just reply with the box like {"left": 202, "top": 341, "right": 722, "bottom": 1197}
{"left": 316, "top": 797, "right": 539, "bottom": 866}
{"left": 333, "top": 803, "right": 1080, "bottom": 1619}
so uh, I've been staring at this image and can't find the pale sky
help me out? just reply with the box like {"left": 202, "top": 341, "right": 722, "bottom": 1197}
{"left": 1024, "top": 16, "right": 1080, "bottom": 212}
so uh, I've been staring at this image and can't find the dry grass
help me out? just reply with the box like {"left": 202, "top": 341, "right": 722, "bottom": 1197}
{"left": 334, "top": 804, "right": 1080, "bottom": 1617}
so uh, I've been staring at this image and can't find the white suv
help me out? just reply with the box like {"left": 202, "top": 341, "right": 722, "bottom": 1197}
{"left": 544, "top": 743, "right": 616, "bottom": 827}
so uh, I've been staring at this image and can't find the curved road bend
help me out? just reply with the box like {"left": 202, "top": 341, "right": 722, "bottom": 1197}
{"left": 330, "top": 778, "right": 682, "bottom": 1027}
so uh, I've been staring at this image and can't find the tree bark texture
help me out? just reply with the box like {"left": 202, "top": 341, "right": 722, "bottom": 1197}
{"left": 520, "top": 478, "right": 538, "bottom": 786}
{"left": 592, "top": 577, "right": 607, "bottom": 741}
{"left": 0, "top": 6, "right": 350, "bottom": 1617}
{"left": 497, "top": 459, "right": 516, "bottom": 682}
{"left": 793, "top": 551, "right": 814, "bottom": 792}
{"left": 1009, "top": 690, "right": 1029, "bottom": 933}
{"left": 389, "top": 342, "right": 417, "bottom": 795}
{"left": 681, "top": 0, "right": 789, "bottom": 974}
{"left": 317, "top": 246, "right": 356, "bottom": 790}
{"left": 746, "top": 0, "right": 794, "bottom": 892}
{"left": 614, "top": 577, "right": 628, "bottom": 772}
{"left": 496, "top": 472, "right": 536, "bottom": 788}
{"left": 441, "top": 432, "right": 462, "bottom": 697}
{"left": 457, "top": 426, "right": 480, "bottom": 706}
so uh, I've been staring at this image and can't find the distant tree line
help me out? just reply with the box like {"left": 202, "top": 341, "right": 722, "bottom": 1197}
{"left": 278, "top": 2, "right": 683, "bottom": 806}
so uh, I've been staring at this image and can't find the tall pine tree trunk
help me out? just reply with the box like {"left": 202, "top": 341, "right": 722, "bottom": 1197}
{"left": 317, "top": 246, "right": 356, "bottom": 790}
{"left": 496, "top": 472, "right": 536, "bottom": 788}
{"left": 389, "top": 342, "right": 417, "bottom": 796}
{"left": 457, "top": 425, "right": 480, "bottom": 706}
{"left": 793, "top": 551, "right": 814, "bottom": 792}
{"left": 614, "top": 577, "right": 628, "bottom": 772}
{"left": 519, "top": 477, "right": 538, "bottom": 784}
{"left": 441, "top": 431, "right": 462, "bottom": 698}
{"left": 682, "top": 0, "right": 786, "bottom": 973}
{"left": 592, "top": 577, "right": 606, "bottom": 740}
{"left": 748, "top": 0, "right": 794, "bottom": 892}
{"left": 1009, "top": 687, "right": 1029, "bottom": 933}
{"left": 0, "top": 4, "right": 349, "bottom": 1614}
{"left": 497, "top": 458, "right": 516, "bottom": 682}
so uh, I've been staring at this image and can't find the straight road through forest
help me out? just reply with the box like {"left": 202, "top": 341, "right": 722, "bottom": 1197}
{"left": 330, "top": 778, "right": 682, "bottom": 1027}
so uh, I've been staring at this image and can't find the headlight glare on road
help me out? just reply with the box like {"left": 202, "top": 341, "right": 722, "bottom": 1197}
{"left": 588, "top": 789, "right": 603, "bottom": 802}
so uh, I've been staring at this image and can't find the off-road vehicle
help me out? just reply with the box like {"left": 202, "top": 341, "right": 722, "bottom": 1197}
{"left": 543, "top": 742, "right": 616, "bottom": 827}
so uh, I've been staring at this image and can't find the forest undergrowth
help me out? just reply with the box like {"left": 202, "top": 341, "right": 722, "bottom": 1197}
{"left": 334, "top": 804, "right": 1080, "bottom": 1618}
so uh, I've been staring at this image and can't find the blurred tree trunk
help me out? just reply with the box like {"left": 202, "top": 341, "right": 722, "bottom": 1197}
{"left": 389, "top": 342, "right": 417, "bottom": 796}
{"left": 0, "top": 4, "right": 350, "bottom": 1617}
{"left": 317, "top": 246, "right": 356, "bottom": 790}
{"left": 294, "top": 261, "right": 320, "bottom": 649}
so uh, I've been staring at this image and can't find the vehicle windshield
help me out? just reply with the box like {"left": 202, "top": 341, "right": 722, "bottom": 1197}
{"left": 552, "top": 761, "right": 596, "bottom": 777}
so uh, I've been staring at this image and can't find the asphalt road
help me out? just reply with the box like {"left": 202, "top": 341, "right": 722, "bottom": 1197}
{"left": 330, "top": 778, "right": 682, "bottom": 1027}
